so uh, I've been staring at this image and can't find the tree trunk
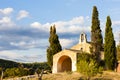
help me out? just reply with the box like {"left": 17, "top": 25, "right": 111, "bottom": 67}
{"left": 38, "top": 69, "right": 44, "bottom": 80}
{"left": 1, "top": 71, "right": 3, "bottom": 80}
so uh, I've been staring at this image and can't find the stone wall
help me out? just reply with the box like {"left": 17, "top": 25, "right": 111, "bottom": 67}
{"left": 52, "top": 49, "right": 77, "bottom": 73}
{"left": 71, "top": 42, "right": 91, "bottom": 53}
{"left": 117, "top": 61, "right": 120, "bottom": 73}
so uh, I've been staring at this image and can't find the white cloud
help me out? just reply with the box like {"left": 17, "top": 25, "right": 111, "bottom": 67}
{"left": 30, "top": 16, "right": 90, "bottom": 34}
{"left": 113, "top": 21, "right": 120, "bottom": 26}
{"left": 86, "top": 16, "right": 90, "bottom": 20}
{"left": 0, "top": 8, "right": 15, "bottom": 29}
{"left": 0, "top": 50, "right": 45, "bottom": 63}
{"left": 10, "top": 41, "right": 26, "bottom": 47}
{"left": 30, "top": 22, "right": 42, "bottom": 28}
{"left": 0, "top": 17, "right": 15, "bottom": 29}
{"left": 30, "top": 22, "right": 50, "bottom": 32}
{"left": 60, "top": 39, "right": 75, "bottom": 48}
{"left": 0, "top": 7, "right": 13, "bottom": 15}
{"left": 0, "top": 17, "right": 10, "bottom": 23}
{"left": 69, "top": 16, "right": 84, "bottom": 25}
{"left": 17, "top": 10, "right": 29, "bottom": 20}
{"left": 0, "top": 51, "right": 22, "bottom": 59}
{"left": 114, "top": 31, "right": 119, "bottom": 45}
{"left": 10, "top": 41, "right": 38, "bottom": 49}
{"left": 52, "top": 16, "right": 85, "bottom": 27}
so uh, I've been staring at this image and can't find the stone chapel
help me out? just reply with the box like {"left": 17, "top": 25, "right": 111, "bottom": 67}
{"left": 52, "top": 33, "right": 93, "bottom": 73}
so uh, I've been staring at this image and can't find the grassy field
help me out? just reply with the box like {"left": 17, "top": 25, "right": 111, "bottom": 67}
{"left": 3, "top": 71, "right": 120, "bottom": 80}
{"left": 42, "top": 71, "right": 120, "bottom": 80}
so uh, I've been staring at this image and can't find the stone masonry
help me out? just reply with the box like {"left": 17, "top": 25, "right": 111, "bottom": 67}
{"left": 52, "top": 33, "right": 91, "bottom": 73}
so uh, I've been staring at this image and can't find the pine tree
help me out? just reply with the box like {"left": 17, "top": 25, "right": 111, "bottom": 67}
{"left": 104, "top": 16, "right": 117, "bottom": 70}
{"left": 91, "top": 6, "right": 103, "bottom": 59}
{"left": 47, "top": 25, "right": 62, "bottom": 68}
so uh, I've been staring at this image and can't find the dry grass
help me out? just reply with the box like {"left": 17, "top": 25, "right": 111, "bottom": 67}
{"left": 3, "top": 71, "right": 120, "bottom": 80}
{"left": 42, "top": 72, "right": 82, "bottom": 80}
{"left": 98, "top": 71, "right": 120, "bottom": 80}
{"left": 42, "top": 71, "right": 120, "bottom": 80}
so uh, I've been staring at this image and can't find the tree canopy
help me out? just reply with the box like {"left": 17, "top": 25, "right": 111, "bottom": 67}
{"left": 47, "top": 25, "right": 62, "bottom": 68}
{"left": 91, "top": 6, "right": 103, "bottom": 60}
{"left": 104, "top": 16, "right": 117, "bottom": 70}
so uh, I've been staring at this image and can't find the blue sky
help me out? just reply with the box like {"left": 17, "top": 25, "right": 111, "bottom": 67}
{"left": 0, "top": 0, "right": 119, "bottom": 63}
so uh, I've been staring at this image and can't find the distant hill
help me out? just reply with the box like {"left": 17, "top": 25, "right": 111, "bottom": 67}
{"left": 0, "top": 59, "right": 50, "bottom": 78}
{"left": 0, "top": 59, "right": 50, "bottom": 70}
{"left": 0, "top": 59, "right": 20, "bottom": 69}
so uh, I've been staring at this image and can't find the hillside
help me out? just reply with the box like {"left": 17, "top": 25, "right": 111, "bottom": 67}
{"left": 0, "top": 59, "right": 19, "bottom": 68}
{"left": 0, "top": 59, "right": 50, "bottom": 70}
{"left": 0, "top": 59, "right": 50, "bottom": 78}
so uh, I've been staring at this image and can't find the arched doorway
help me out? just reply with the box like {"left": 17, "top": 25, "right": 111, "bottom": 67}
{"left": 57, "top": 55, "right": 72, "bottom": 72}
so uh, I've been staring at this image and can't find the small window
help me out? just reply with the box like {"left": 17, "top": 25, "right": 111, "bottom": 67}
{"left": 81, "top": 34, "right": 84, "bottom": 42}
{"left": 81, "top": 48, "right": 83, "bottom": 52}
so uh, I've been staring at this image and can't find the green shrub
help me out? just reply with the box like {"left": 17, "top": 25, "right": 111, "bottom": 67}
{"left": 4, "top": 68, "right": 29, "bottom": 78}
{"left": 77, "top": 53, "right": 103, "bottom": 78}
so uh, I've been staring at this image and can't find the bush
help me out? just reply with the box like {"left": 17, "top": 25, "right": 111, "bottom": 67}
{"left": 2, "top": 62, "right": 51, "bottom": 78}
{"left": 77, "top": 53, "right": 103, "bottom": 79}
{"left": 4, "top": 68, "right": 29, "bottom": 78}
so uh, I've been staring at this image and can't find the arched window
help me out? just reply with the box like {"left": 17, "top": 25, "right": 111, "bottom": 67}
{"left": 81, "top": 34, "right": 84, "bottom": 42}
{"left": 81, "top": 48, "right": 83, "bottom": 52}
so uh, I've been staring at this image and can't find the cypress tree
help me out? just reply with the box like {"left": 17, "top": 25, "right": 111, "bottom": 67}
{"left": 47, "top": 25, "right": 62, "bottom": 68}
{"left": 104, "top": 16, "right": 117, "bottom": 70}
{"left": 117, "top": 44, "right": 120, "bottom": 61}
{"left": 91, "top": 6, "right": 103, "bottom": 59}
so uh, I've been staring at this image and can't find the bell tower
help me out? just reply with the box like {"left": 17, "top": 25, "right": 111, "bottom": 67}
{"left": 79, "top": 33, "right": 87, "bottom": 44}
